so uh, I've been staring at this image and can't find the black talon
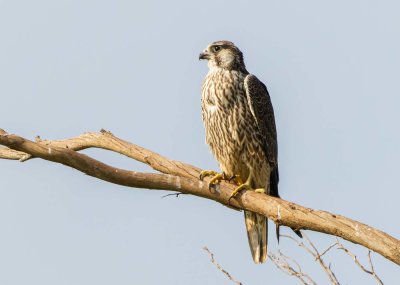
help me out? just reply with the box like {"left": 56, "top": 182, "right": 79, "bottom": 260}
{"left": 228, "top": 175, "right": 237, "bottom": 183}
{"left": 228, "top": 191, "right": 240, "bottom": 205}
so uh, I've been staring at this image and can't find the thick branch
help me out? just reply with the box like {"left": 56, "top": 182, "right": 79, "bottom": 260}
{"left": 0, "top": 129, "right": 199, "bottom": 179}
{"left": 0, "top": 129, "right": 399, "bottom": 266}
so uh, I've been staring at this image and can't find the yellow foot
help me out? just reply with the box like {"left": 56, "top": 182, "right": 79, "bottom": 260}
{"left": 209, "top": 173, "right": 225, "bottom": 185}
{"left": 199, "top": 170, "right": 218, "bottom": 180}
{"left": 199, "top": 170, "right": 226, "bottom": 190}
{"left": 227, "top": 168, "right": 267, "bottom": 204}
{"left": 254, "top": 188, "right": 266, "bottom": 194}
{"left": 227, "top": 178, "right": 266, "bottom": 204}
{"left": 228, "top": 180, "right": 252, "bottom": 204}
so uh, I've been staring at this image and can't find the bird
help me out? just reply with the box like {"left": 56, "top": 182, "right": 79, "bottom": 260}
{"left": 199, "top": 40, "right": 300, "bottom": 264}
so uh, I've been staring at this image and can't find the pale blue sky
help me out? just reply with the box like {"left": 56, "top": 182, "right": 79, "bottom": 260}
{"left": 1, "top": 0, "right": 399, "bottom": 284}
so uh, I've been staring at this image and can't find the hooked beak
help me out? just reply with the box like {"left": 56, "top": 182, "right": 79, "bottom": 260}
{"left": 199, "top": 50, "right": 210, "bottom": 60}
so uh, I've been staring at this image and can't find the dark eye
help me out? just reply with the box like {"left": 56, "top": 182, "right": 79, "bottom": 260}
{"left": 212, "top": 46, "right": 221, "bottom": 52}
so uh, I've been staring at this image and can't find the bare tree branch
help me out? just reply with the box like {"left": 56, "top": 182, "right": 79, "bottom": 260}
{"left": 0, "top": 129, "right": 399, "bottom": 266}
{"left": 269, "top": 250, "right": 317, "bottom": 285}
{"left": 303, "top": 234, "right": 340, "bottom": 284}
{"left": 336, "top": 239, "right": 384, "bottom": 284}
{"left": 203, "top": 247, "right": 243, "bottom": 285}
{"left": 271, "top": 235, "right": 385, "bottom": 284}
{"left": 281, "top": 234, "right": 340, "bottom": 284}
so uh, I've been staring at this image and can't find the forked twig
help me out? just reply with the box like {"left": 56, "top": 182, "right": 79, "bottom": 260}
{"left": 281, "top": 234, "right": 340, "bottom": 285}
{"left": 269, "top": 251, "right": 317, "bottom": 285}
{"left": 318, "top": 243, "right": 338, "bottom": 259}
{"left": 272, "top": 235, "right": 384, "bottom": 284}
{"left": 336, "top": 239, "right": 384, "bottom": 285}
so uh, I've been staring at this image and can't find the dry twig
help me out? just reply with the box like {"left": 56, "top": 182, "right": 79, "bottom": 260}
{"left": 161, "top": 192, "right": 187, "bottom": 198}
{"left": 203, "top": 247, "right": 243, "bottom": 285}
{"left": 281, "top": 234, "right": 340, "bottom": 284}
{"left": 271, "top": 235, "right": 385, "bottom": 285}
{"left": 336, "top": 239, "right": 384, "bottom": 284}
{"left": 269, "top": 251, "right": 317, "bottom": 285}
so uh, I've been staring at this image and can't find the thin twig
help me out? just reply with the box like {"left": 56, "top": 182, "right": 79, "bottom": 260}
{"left": 303, "top": 234, "right": 340, "bottom": 284}
{"left": 269, "top": 251, "right": 317, "bottom": 285}
{"left": 282, "top": 234, "right": 340, "bottom": 285}
{"left": 319, "top": 243, "right": 339, "bottom": 259}
{"left": 161, "top": 193, "right": 187, "bottom": 198}
{"left": 336, "top": 239, "right": 384, "bottom": 284}
{"left": 202, "top": 247, "right": 243, "bottom": 285}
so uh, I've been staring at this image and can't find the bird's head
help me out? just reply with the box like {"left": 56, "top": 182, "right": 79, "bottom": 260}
{"left": 199, "top": 41, "right": 247, "bottom": 72}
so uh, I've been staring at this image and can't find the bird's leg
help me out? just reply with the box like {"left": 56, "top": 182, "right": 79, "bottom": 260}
{"left": 228, "top": 179, "right": 251, "bottom": 204}
{"left": 228, "top": 170, "right": 266, "bottom": 204}
{"left": 228, "top": 174, "right": 244, "bottom": 185}
{"left": 199, "top": 170, "right": 227, "bottom": 189}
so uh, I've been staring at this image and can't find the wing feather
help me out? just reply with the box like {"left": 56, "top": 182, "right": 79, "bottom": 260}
{"left": 244, "top": 74, "right": 279, "bottom": 195}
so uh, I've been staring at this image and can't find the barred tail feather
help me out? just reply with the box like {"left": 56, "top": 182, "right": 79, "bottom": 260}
{"left": 244, "top": 211, "right": 268, "bottom": 264}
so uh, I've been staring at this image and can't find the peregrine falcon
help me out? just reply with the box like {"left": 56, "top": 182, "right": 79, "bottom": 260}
{"left": 199, "top": 41, "right": 297, "bottom": 263}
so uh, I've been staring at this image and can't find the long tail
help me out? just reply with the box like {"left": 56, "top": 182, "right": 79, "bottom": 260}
{"left": 244, "top": 211, "right": 267, "bottom": 264}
